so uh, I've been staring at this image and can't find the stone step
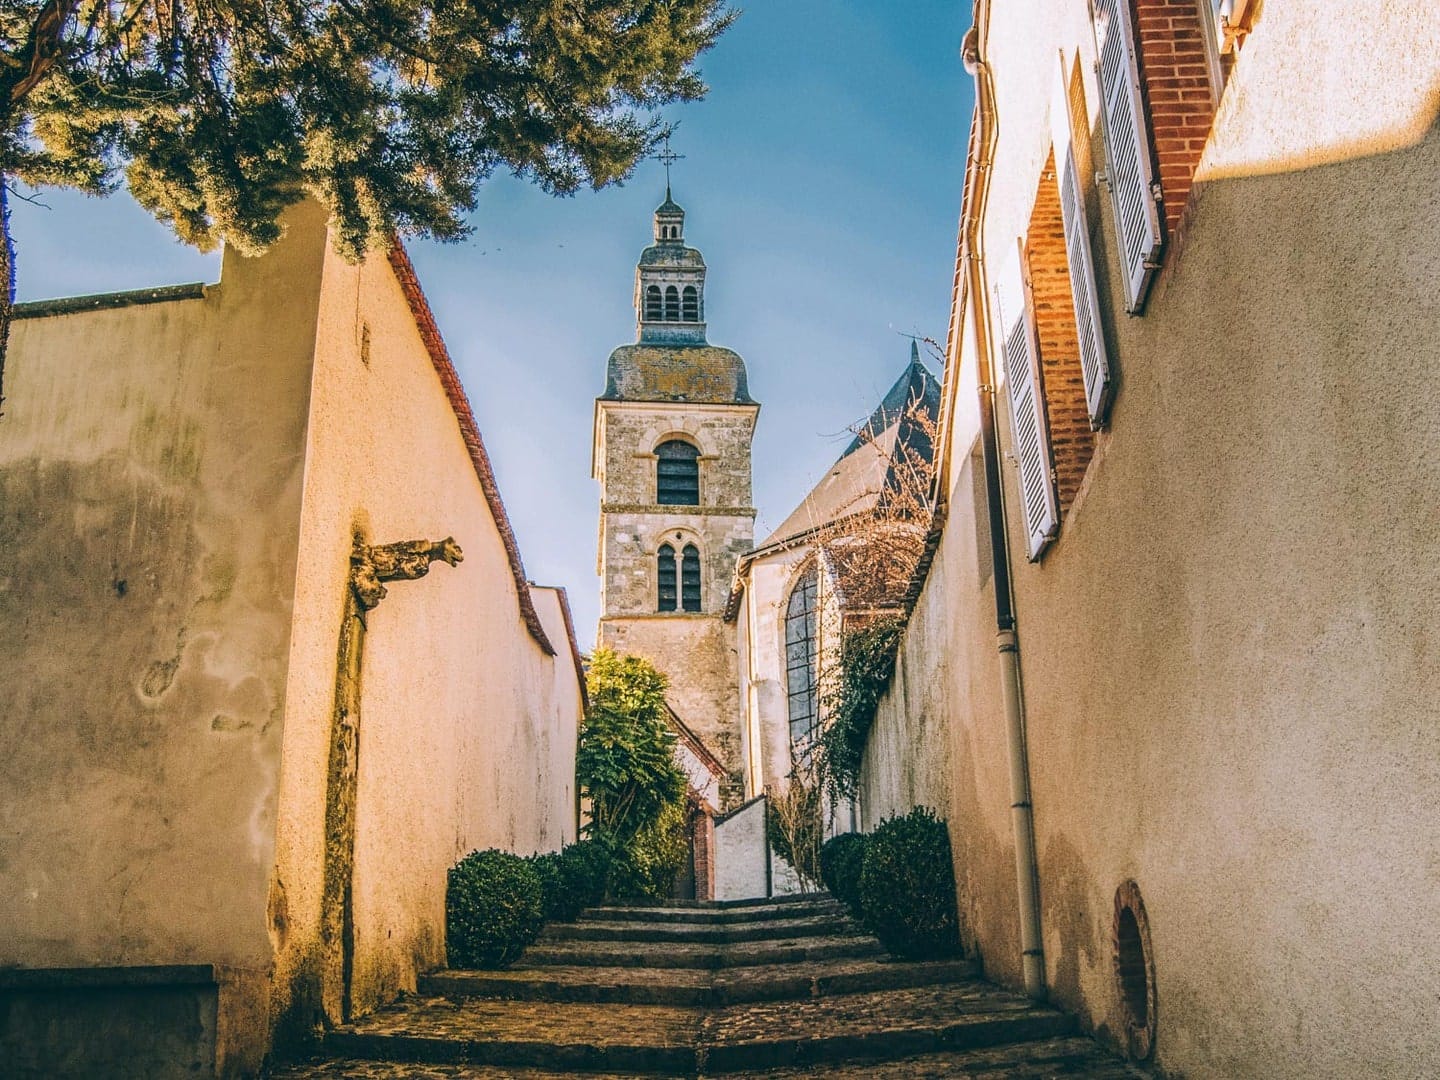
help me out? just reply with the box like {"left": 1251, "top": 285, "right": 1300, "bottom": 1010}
{"left": 583, "top": 898, "right": 843, "bottom": 925}
{"left": 606, "top": 891, "right": 831, "bottom": 911}
{"left": 322, "top": 983, "right": 1079, "bottom": 1074}
{"left": 542, "top": 913, "right": 854, "bottom": 945}
{"left": 521, "top": 933, "right": 883, "bottom": 970}
{"left": 420, "top": 956, "right": 978, "bottom": 1007}
{"left": 271, "top": 1037, "right": 1148, "bottom": 1078}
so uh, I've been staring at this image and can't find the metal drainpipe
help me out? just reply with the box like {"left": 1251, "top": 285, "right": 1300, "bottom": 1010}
{"left": 961, "top": 9, "right": 1047, "bottom": 1001}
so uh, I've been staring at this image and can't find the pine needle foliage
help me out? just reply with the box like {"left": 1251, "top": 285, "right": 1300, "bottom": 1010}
{"left": 0, "top": 0, "right": 736, "bottom": 398}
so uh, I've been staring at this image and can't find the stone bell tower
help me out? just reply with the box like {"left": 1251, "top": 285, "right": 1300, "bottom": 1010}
{"left": 592, "top": 190, "right": 757, "bottom": 794}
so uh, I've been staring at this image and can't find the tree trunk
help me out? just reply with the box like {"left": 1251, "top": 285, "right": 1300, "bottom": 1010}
{"left": 0, "top": 177, "right": 12, "bottom": 419}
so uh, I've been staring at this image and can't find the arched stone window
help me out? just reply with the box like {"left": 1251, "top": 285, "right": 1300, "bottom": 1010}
{"left": 664, "top": 285, "right": 680, "bottom": 321}
{"left": 682, "top": 285, "right": 699, "bottom": 322}
{"left": 681, "top": 544, "right": 701, "bottom": 612}
{"left": 785, "top": 566, "right": 820, "bottom": 759}
{"left": 645, "top": 285, "right": 662, "bottom": 321}
{"left": 656, "top": 440, "right": 700, "bottom": 506}
{"left": 657, "top": 543, "right": 677, "bottom": 612}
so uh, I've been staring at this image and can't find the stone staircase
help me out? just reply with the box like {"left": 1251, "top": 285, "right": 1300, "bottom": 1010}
{"left": 270, "top": 894, "right": 1146, "bottom": 1077}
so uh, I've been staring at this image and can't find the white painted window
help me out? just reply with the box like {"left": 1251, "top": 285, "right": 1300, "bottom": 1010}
{"left": 1092, "top": 0, "right": 1164, "bottom": 312}
{"left": 1052, "top": 62, "right": 1115, "bottom": 428}
{"left": 994, "top": 242, "right": 1059, "bottom": 560}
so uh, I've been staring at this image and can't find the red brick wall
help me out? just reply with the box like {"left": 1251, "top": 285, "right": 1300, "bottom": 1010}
{"left": 1132, "top": 0, "right": 1217, "bottom": 236}
{"left": 693, "top": 810, "right": 715, "bottom": 902}
{"left": 1026, "top": 153, "right": 1096, "bottom": 511}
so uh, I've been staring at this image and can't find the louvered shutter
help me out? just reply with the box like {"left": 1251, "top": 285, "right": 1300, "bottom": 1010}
{"left": 994, "top": 243, "right": 1059, "bottom": 560}
{"left": 1092, "top": 0, "right": 1163, "bottom": 312}
{"left": 1052, "top": 63, "right": 1114, "bottom": 428}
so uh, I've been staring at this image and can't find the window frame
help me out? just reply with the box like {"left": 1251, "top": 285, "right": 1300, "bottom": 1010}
{"left": 655, "top": 439, "right": 701, "bottom": 506}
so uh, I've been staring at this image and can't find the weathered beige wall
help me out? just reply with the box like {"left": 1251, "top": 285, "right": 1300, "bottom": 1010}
{"left": 270, "top": 218, "right": 583, "bottom": 1028}
{"left": 0, "top": 220, "right": 321, "bottom": 978}
{"left": 0, "top": 200, "right": 584, "bottom": 1073}
{"left": 862, "top": 3, "right": 1440, "bottom": 1077}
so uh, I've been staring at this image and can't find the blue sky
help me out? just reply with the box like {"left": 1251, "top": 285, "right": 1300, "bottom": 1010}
{"left": 9, "top": 1, "right": 973, "bottom": 647}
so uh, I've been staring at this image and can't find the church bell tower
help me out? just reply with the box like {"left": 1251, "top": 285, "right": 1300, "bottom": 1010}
{"left": 592, "top": 191, "right": 757, "bottom": 796}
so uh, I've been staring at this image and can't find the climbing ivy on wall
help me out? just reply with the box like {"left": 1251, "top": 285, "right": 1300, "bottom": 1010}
{"left": 815, "top": 617, "right": 905, "bottom": 799}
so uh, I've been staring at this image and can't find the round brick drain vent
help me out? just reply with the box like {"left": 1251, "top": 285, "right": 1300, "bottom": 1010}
{"left": 1112, "top": 880, "right": 1156, "bottom": 1060}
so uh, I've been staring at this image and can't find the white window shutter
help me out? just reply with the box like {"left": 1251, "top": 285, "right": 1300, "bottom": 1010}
{"left": 994, "top": 242, "right": 1059, "bottom": 561}
{"left": 1051, "top": 62, "right": 1114, "bottom": 428}
{"left": 1092, "top": 0, "right": 1164, "bottom": 312}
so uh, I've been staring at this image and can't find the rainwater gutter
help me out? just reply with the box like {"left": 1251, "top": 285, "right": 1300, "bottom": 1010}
{"left": 960, "top": 7, "right": 1047, "bottom": 1001}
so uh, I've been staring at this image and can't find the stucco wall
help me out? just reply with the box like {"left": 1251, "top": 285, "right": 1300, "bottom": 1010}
{"left": 860, "top": 3, "right": 1440, "bottom": 1077}
{"left": 0, "top": 222, "right": 320, "bottom": 979}
{"left": 270, "top": 217, "right": 583, "bottom": 1029}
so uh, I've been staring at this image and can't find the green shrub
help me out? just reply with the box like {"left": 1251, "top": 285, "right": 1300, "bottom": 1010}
{"left": 529, "top": 841, "right": 612, "bottom": 922}
{"left": 560, "top": 839, "right": 612, "bottom": 913}
{"left": 858, "top": 808, "right": 959, "bottom": 959}
{"left": 606, "top": 799, "right": 689, "bottom": 901}
{"left": 446, "top": 849, "right": 544, "bottom": 969}
{"left": 819, "top": 831, "right": 869, "bottom": 919}
{"left": 527, "top": 850, "right": 568, "bottom": 923}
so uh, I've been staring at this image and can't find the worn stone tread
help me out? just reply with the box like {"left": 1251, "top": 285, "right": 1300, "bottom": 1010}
{"left": 421, "top": 956, "right": 977, "bottom": 1006}
{"left": 271, "top": 1037, "right": 1142, "bottom": 1077}
{"left": 542, "top": 914, "right": 854, "bottom": 945}
{"left": 321, "top": 982, "right": 1076, "bottom": 1073}
{"left": 523, "top": 933, "right": 882, "bottom": 970}
{"left": 583, "top": 901, "right": 842, "bottom": 925}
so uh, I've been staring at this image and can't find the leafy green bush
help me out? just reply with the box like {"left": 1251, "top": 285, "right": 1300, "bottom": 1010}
{"left": 858, "top": 808, "right": 959, "bottom": 959}
{"left": 819, "top": 831, "right": 869, "bottom": 920}
{"left": 561, "top": 839, "right": 612, "bottom": 913}
{"left": 606, "top": 799, "right": 689, "bottom": 901}
{"left": 578, "top": 649, "right": 687, "bottom": 846}
{"left": 529, "top": 841, "right": 613, "bottom": 922}
{"left": 446, "top": 849, "right": 544, "bottom": 969}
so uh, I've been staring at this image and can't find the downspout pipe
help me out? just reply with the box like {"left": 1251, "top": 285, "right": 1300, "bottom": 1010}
{"left": 960, "top": 10, "right": 1047, "bottom": 1001}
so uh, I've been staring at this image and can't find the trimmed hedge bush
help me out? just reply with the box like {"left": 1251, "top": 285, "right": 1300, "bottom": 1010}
{"left": 529, "top": 841, "right": 612, "bottom": 922}
{"left": 446, "top": 848, "right": 544, "bottom": 969}
{"left": 819, "top": 831, "right": 869, "bottom": 920}
{"left": 858, "top": 807, "right": 960, "bottom": 959}
{"left": 561, "top": 839, "right": 612, "bottom": 913}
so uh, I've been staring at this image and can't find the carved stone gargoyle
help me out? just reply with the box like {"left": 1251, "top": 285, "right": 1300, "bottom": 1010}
{"left": 350, "top": 535, "right": 464, "bottom": 610}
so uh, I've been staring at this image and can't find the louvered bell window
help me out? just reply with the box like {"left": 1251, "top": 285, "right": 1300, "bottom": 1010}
{"left": 681, "top": 544, "right": 701, "bottom": 612}
{"left": 1092, "top": 0, "right": 1164, "bottom": 312}
{"left": 785, "top": 567, "right": 819, "bottom": 761}
{"left": 657, "top": 543, "right": 677, "bottom": 612}
{"left": 1052, "top": 63, "right": 1115, "bottom": 427}
{"left": 645, "top": 285, "right": 662, "bottom": 321}
{"left": 682, "top": 285, "right": 700, "bottom": 322}
{"left": 656, "top": 440, "right": 700, "bottom": 505}
{"left": 664, "top": 285, "right": 680, "bottom": 321}
{"left": 995, "top": 241, "right": 1060, "bottom": 560}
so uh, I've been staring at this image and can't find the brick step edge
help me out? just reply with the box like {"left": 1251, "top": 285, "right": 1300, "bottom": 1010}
{"left": 325, "top": 1008, "right": 1076, "bottom": 1074}
{"left": 419, "top": 960, "right": 979, "bottom": 1006}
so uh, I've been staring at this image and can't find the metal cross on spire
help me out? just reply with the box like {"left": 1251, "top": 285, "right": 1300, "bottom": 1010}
{"left": 654, "top": 133, "right": 684, "bottom": 196}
